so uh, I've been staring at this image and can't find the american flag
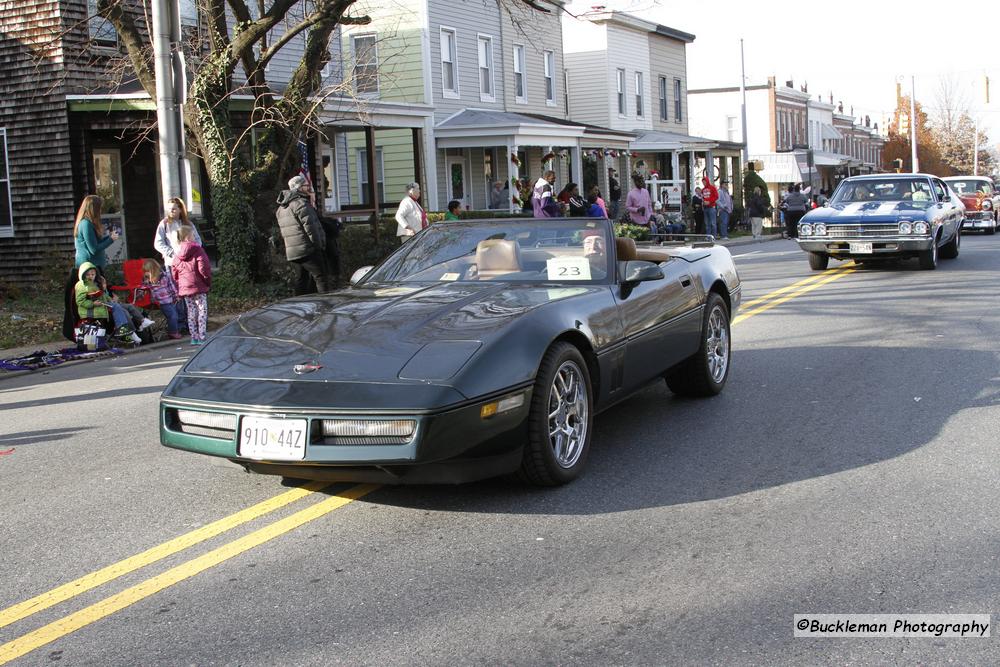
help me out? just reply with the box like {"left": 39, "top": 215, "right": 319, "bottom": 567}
{"left": 297, "top": 139, "right": 312, "bottom": 186}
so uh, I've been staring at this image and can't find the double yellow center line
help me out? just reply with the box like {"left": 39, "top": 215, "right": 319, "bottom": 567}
{"left": 0, "top": 483, "right": 377, "bottom": 664}
{"left": 0, "top": 262, "right": 857, "bottom": 664}
{"left": 733, "top": 262, "right": 856, "bottom": 326}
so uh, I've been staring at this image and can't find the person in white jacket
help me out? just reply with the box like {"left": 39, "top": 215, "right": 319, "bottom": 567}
{"left": 395, "top": 182, "right": 426, "bottom": 240}
{"left": 154, "top": 197, "right": 202, "bottom": 267}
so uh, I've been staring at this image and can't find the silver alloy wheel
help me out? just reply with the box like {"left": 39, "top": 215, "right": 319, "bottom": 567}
{"left": 706, "top": 305, "right": 729, "bottom": 383}
{"left": 547, "top": 360, "right": 588, "bottom": 469}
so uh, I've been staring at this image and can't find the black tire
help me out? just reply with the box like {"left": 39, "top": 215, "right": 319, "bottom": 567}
{"left": 518, "top": 342, "right": 593, "bottom": 486}
{"left": 987, "top": 223, "right": 997, "bottom": 236}
{"left": 665, "top": 293, "right": 731, "bottom": 397}
{"left": 808, "top": 252, "right": 829, "bottom": 270}
{"left": 940, "top": 228, "right": 960, "bottom": 259}
{"left": 917, "top": 236, "right": 939, "bottom": 270}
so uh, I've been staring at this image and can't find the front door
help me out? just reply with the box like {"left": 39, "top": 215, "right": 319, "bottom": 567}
{"left": 447, "top": 157, "right": 468, "bottom": 209}
{"left": 93, "top": 149, "right": 126, "bottom": 263}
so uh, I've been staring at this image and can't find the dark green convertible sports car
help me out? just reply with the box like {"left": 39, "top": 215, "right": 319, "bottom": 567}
{"left": 160, "top": 217, "right": 741, "bottom": 486}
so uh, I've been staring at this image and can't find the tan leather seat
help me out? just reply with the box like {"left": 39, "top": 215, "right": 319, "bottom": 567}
{"left": 615, "top": 237, "right": 637, "bottom": 261}
{"left": 475, "top": 239, "right": 522, "bottom": 279}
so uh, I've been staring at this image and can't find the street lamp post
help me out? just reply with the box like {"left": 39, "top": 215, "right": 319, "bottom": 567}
{"left": 152, "top": 0, "right": 188, "bottom": 206}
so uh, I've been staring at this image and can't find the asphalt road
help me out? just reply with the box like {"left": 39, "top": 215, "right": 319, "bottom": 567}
{"left": 3, "top": 234, "right": 1000, "bottom": 665}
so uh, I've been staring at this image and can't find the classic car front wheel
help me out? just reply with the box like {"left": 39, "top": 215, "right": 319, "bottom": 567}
{"left": 519, "top": 342, "right": 594, "bottom": 486}
{"left": 808, "top": 252, "right": 829, "bottom": 270}
{"left": 665, "top": 293, "right": 731, "bottom": 397}
{"left": 917, "top": 237, "right": 939, "bottom": 270}
{"left": 940, "top": 228, "right": 960, "bottom": 259}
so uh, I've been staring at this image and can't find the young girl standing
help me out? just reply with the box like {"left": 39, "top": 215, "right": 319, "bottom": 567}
{"left": 170, "top": 226, "right": 212, "bottom": 345}
{"left": 142, "top": 258, "right": 184, "bottom": 339}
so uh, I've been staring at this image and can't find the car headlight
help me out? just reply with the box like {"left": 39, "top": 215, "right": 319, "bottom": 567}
{"left": 982, "top": 200, "right": 993, "bottom": 210}
{"left": 814, "top": 223, "right": 827, "bottom": 236}
{"left": 913, "top": 221, "right": 930, "bottom": 235}
{"left": 898, "top": 221, "right": 913, "bottom": 235}
{"left": 799, "top": 223, "right": 814, "bottom": 236}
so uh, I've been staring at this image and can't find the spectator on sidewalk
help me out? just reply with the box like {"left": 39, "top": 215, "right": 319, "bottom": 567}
{"left": 701, "top": 177, "right": 719, "bottom": 237}
{"left": 532, "top": 171, "right": 559, "bottom": 218}
{"left": 589, "top": 186, "right": 608, "bottom": 218}
{"left": 747, "top": 187, "right": 769, "bottom": 239}
{"left": 394, "top": 182, "right": 427, "bottom": 241}
{"left": 489, "top": 181, "right": 507, "bottom": 210}
{"left": 142, "top": 258, "right": 185, "bottom": 339}
{"left": 608, "top": 168, "right": 622, "bottom": 220}
{"left": 444, "top": 200, "right": 462, "bottom": 221}
{"left": 717, "top": 180, "right": 733, "bottom": 240}
{"left": 783, "top": 184, "right": 810, "bottom": 238}
{"left": 691, "top": 187, "right": 705, "bottom": 234}
{"left": 171, "top": 225, "right": 212, "bottom": 346}
{"left": 154, "top": 197, "right": 202, "bottom": 268}
{"left": 277, "top": 174, "right": 330, "bottom": 293}
{"left": 74, "top": 261, "right": 142, "bottom": 345}
{"left": 63, "top": 195, "right": 119, "bottom": 342}
{"left": 625, "top": 174, "right": 653, "bottom": 228}
{"left": 585, "top": 193, "right": 606, "bottom": 218}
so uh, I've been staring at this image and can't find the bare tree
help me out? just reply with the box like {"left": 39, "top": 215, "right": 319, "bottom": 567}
{"left": 929, "top": 75, "right": 993, "bottom": 176}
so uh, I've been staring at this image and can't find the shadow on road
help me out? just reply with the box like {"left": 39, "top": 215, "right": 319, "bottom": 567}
{"left": 355, "top": 345, "right": 1000, "bottom": 514}
{"left": 0, "top": 385, "right": 164, "bottom": 411}
{"left": 0, "top": 426, "right": 96, "bottom": 447}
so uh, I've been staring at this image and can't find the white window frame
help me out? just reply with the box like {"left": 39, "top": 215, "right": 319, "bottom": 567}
{"left": 356, "top": 148, "right": 385, "bottom": 205}
{"left": 616, "top": 68, "right": 626, "bottom": 116}
{"left": 477, "top": 34, "right": 495, "bottom": 103}
{"left": 543, "top": 50, "right": 555, "bottom": 106}
{"left": 634, "top": 71, "right": 643, "bottom": 118}
{"left": 726, "top": 115, "right": 738, "bottom": 142}
{"left": 658, "top": 76, "right": 668, "bottom": 121}
{"left": 88, "top": 0, "right": 118, "bottom": 48}
{"left": 352, "top": 33, "right": 379, "bottom": 96}
{"left": 513, "top": 44, "right": 527, "bottom": 104}
{"left": 673, "top": 78, "right": 683, "bottom": 122}
{"left": 0, "top": 128, "right": 12, "bottom": 238}
{"left": 440, "top": 27, "right": 460, "bottom": 99}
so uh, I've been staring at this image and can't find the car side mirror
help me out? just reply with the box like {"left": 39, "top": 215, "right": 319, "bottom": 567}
{"left": 350, "top": 266, "right": 374, "bottom": 286}
{"left": 622, "top": 260, "right": 664, "bottom": 285}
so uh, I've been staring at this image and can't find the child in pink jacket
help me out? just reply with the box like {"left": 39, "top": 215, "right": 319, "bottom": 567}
{"left": 170, "top": 225, "right": 212, "bottom": 345}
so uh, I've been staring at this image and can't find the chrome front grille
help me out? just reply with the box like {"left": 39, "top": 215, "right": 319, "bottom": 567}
{"left": 826, "top": 224, "right": 901, "bottom": 238}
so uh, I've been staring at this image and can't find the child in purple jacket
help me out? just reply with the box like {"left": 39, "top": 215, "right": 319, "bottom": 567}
{"left": 143, "top": 258, "right": 185, "bottom": 339}
{"left": 170, "top": 226, "right": 212, "bottom": 345}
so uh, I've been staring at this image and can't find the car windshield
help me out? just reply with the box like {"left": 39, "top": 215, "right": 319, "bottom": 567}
{"left": 946, "top": 179, "right": 993, "bottom": 195}
{"left": 832, "top": 178, "right": 935, "bottom": 205}
{"left": 365, "top": 219, "right": 614, "bottom": 284}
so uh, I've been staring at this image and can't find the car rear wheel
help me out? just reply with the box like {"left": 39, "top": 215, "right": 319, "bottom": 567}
{"left": 917, "top": 237, "right": 938, "bottom": 270}
{"left": 807, "top": 252, "right": 829, "bottom": 270}
{"left": 940, "top": 228, "right": 960, "bottom": 259}
{"left": 518, "top": 342, "right": 593, "bottom": 486}
{"left": 665, "top": 293, "right": 731, "bottom": 397}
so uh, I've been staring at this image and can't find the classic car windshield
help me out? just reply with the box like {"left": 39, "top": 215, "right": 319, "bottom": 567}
{"left": 366, "top": 219, "right": 614, "bottom": 284}
{"left": 946, "top": 179, "right": 993, "bottom": 196}
{"left": 832, "top": 178, "right": 935, "bottom": 205}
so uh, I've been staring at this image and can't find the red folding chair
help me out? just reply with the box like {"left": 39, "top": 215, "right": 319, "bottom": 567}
{"left": 110, "top": 258, "right": 153, "bottom": 309}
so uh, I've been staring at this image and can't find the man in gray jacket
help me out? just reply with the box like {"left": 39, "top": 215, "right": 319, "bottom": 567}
{"left": 783, "top": 184, "right": 810, "bottom": 239}
{"left": 276, "top": 174, "right": 330, "bottom": 294}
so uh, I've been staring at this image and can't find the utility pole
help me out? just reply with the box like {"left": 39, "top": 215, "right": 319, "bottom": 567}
{"left": 152, "top": 0, "right": 188, "bottom": 207}
{"left": 910, "top": 76, "right": 919, "bottom": 173}
{"left": 739, "top": 39, "right": 749, "bottom": 165}
{"left": 973, "top": 75, "right": 989, "bottom": 177}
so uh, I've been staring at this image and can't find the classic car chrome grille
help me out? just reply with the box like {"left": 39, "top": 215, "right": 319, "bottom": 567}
{"left": 826, "top": 224, "right": 902, "bottom": 238}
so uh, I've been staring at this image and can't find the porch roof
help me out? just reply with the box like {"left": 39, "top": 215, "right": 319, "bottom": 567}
{"left": 630, "top": 129, "right": 718, "bottom": 152}
{"left": 435, "top": 109, "right": 588, "bottom": 148}
{"left": 813, "top": 150, "right": 852, "bottom": 167}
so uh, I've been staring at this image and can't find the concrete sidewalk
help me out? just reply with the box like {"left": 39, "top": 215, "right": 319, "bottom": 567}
{"left": 1, "top": 233, "right": 785, "bottom": 380}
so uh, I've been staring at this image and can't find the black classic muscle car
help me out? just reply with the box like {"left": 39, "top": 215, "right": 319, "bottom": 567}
{"left": 159, "top": 218, "right": 741, "bottom": 486}
{"left": 796, "top": 174, "right": 964, "bottom": 270}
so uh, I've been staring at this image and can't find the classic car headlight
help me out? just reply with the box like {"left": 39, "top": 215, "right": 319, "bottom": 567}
{"left": 799, "top": 223, "right": 814, "bottom": 236}
{"left": 813, "top": 223, "right": 827, "bottom": 236}
{"left": 913, "top": 221, "right": 930, "bottom": 235}
{"left": 982, "top": 199, "right": 993, "bottom": 210}
{"left": 898, "top": 221, "right": 913, "bottom": 235}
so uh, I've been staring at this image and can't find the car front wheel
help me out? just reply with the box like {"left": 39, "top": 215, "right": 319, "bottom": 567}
{"left": 808, "top": 252, "right": 829, "bottom": 270}
{"left": 519, "top": 342, "right": 593, "bottom": 486}
{"left": 940, "top": 228, "right": 960, "bottom": 259}
{"left": 665, "top": 292, "right": 731, "bottom": 397}
{"left": 917, "top": 237, "right": 938, "bottom": 270}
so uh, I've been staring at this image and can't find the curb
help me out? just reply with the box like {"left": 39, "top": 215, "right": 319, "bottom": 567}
{"left": 717, "top": 233, "right": 784, "bottom": 248}
{"left": 0, "top": 337, "right": 192, "bottom": 382}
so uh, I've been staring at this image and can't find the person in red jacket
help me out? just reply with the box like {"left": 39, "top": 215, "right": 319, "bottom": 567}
{"left": 171, "top": 225, "right": 213, "bottom": 345}
{"left": 701, "top": 176, "right": 719, "bottom": 238}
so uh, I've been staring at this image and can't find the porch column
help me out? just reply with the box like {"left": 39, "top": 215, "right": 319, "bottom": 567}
{"left": 365, "top": 126, "right": 377, "bottom": 212}
{"left": 624, "top": 152, "right": 631, "bottom": 181}
{"left": 671, "top": 152, "right": 680, "bottom": 185}
{"left": 411, "top": 128, "right": 423, "bottom": 199}
{"left": 705, "top": 149, "right": 714, "bottom": 181}
{"left": 688, "top": 150, "right": 697, "bottom": 193}
{"left": 570, "top": 145, "right": 583, "bottom": 190}
{"left": 508, "top": 140, "right": 520, "bottom": 213}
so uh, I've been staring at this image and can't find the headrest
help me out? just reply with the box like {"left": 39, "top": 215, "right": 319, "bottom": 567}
{"left": 615, "top": 237, "right": 637, "bottom": 262}
{"left": 475, "top": 239, "right": 522, "bottom": 272}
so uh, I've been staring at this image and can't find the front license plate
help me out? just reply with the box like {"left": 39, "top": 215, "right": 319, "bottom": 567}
{"left": 849, "top": 242, "right": 873, "bottom": 254}
{"left": 240, "top": 417, "right": 307, "bottom": 460}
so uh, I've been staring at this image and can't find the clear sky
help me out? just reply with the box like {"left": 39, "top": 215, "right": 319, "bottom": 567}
{"left": 571, "top": 0, "right": 999, "bottom": 150}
